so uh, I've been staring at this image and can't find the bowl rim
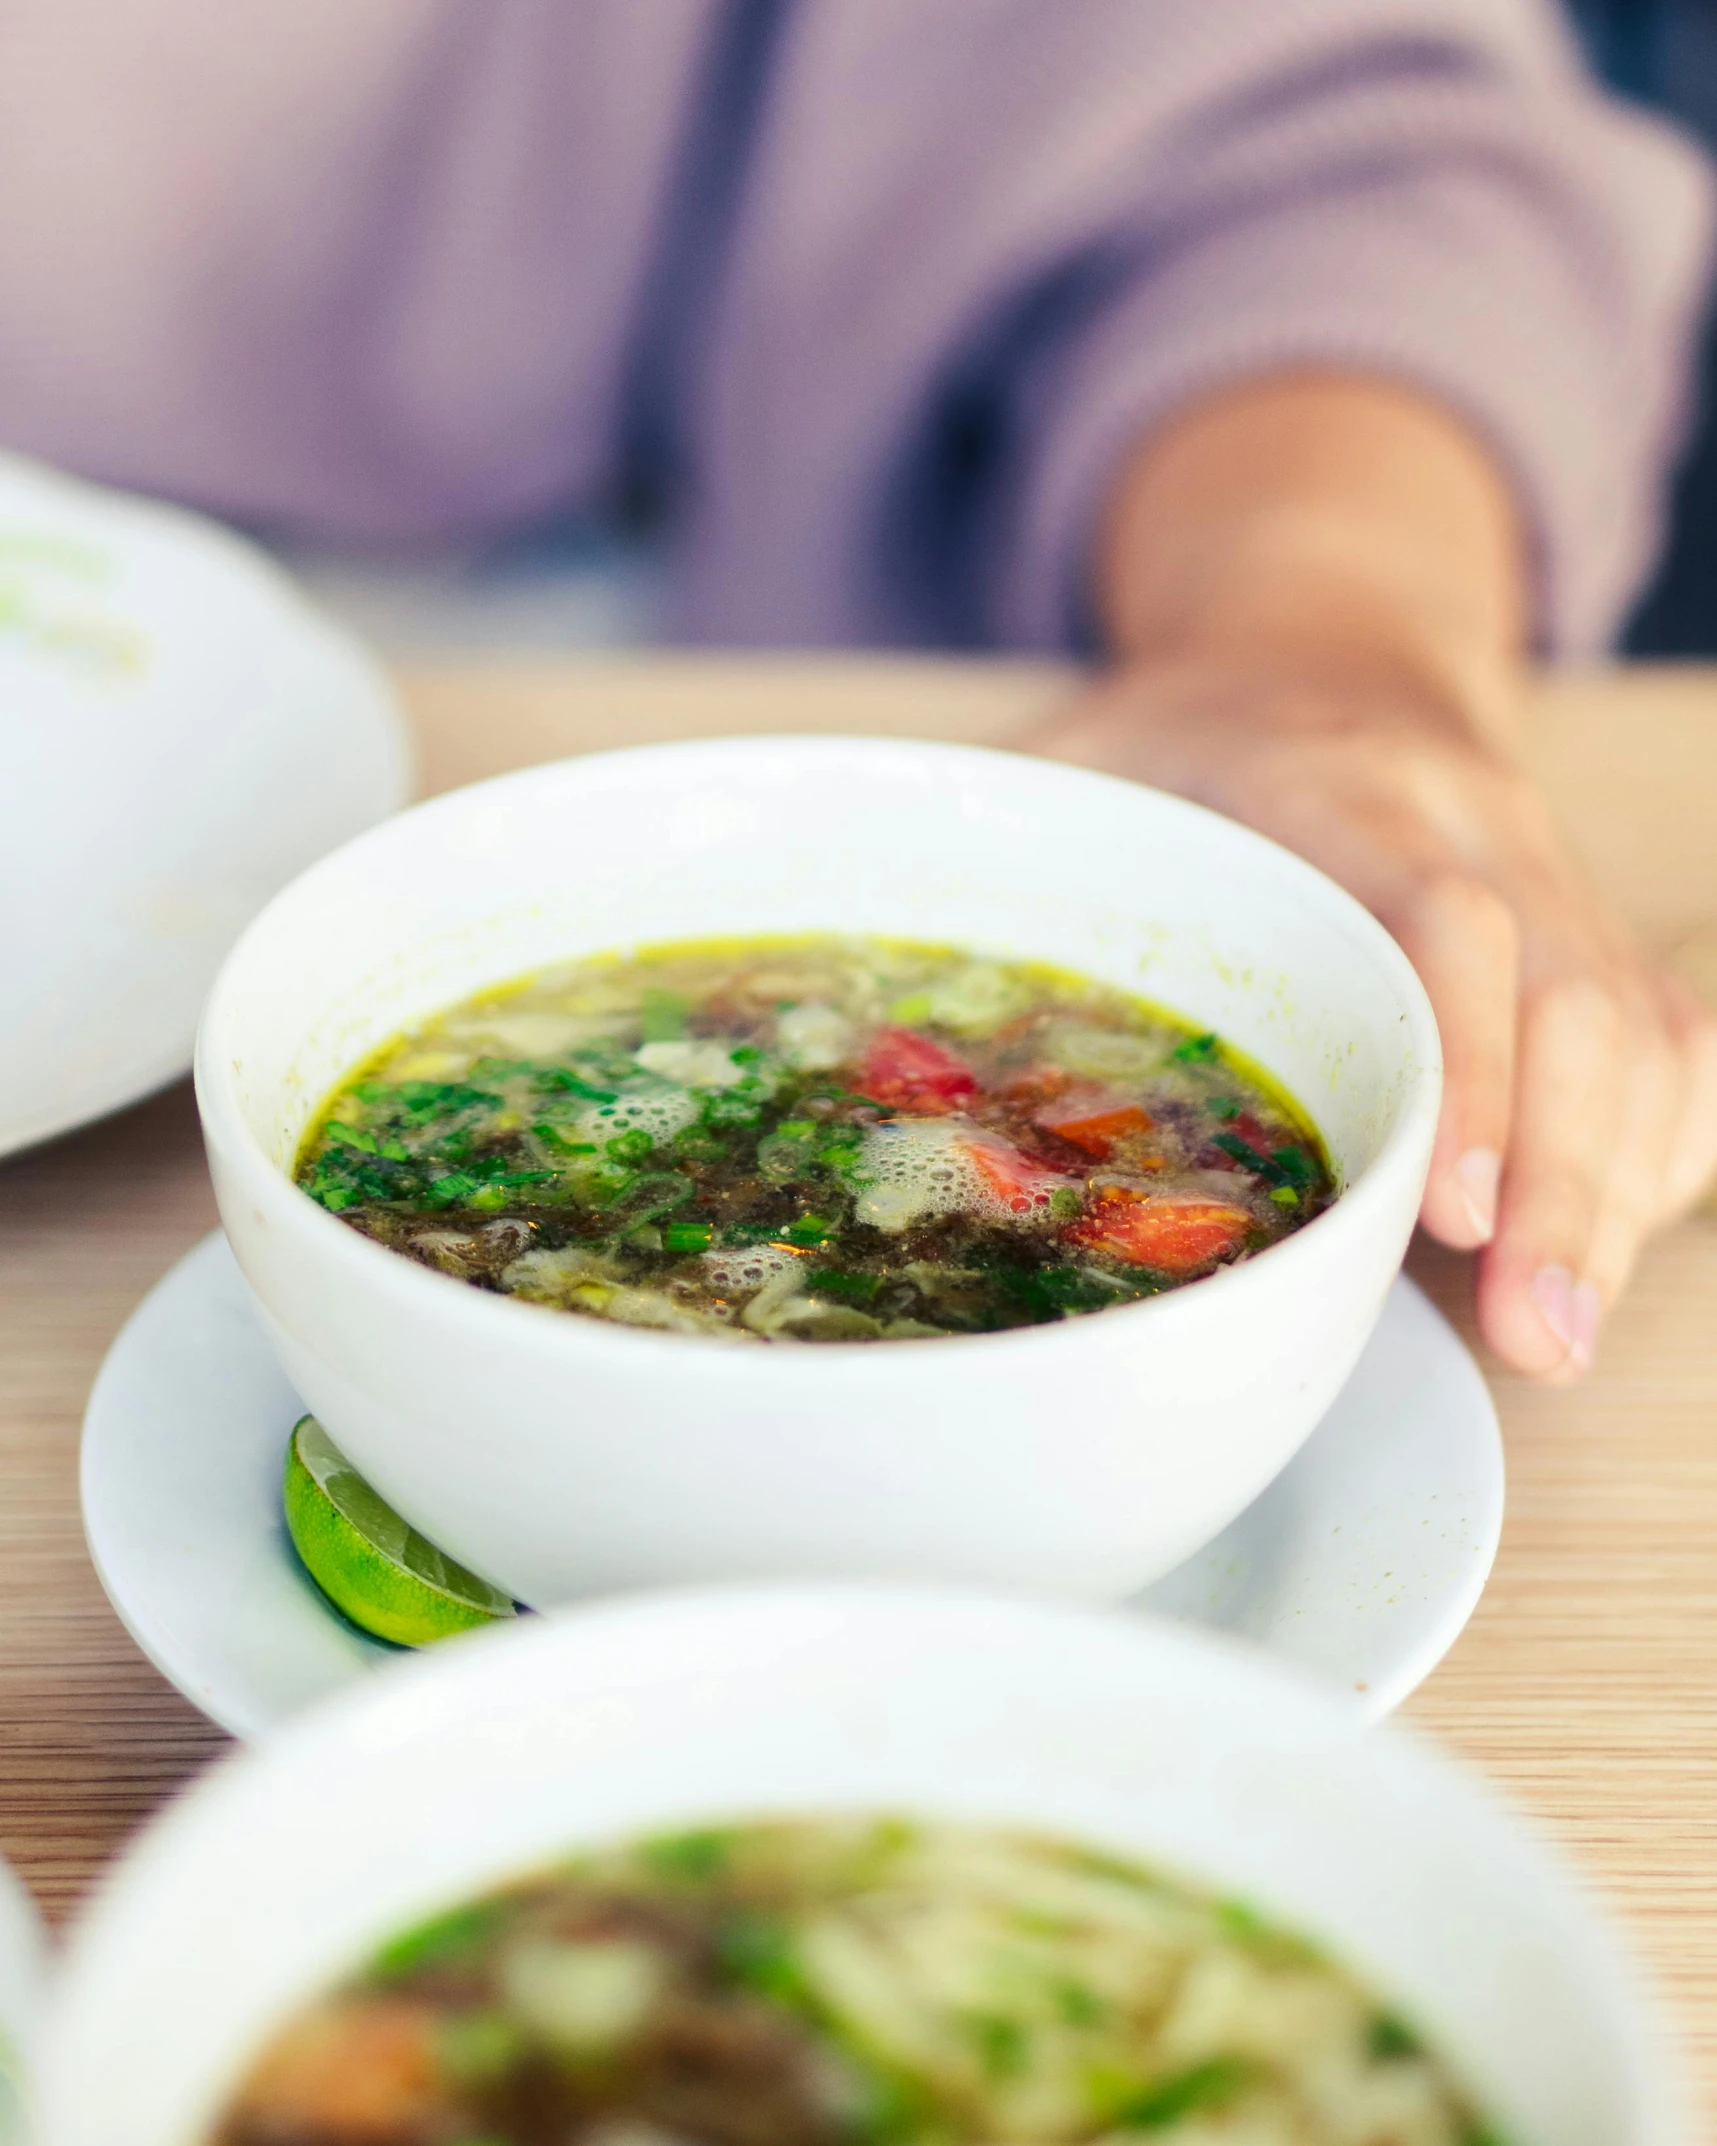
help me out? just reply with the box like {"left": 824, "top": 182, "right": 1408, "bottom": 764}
{"left": 195, "top": 734, "right": 1442, "bottom": 1375}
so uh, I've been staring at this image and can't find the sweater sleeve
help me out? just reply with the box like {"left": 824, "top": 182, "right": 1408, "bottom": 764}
{"left": 679, "top": 0, "right": 1714, "bottom": 655}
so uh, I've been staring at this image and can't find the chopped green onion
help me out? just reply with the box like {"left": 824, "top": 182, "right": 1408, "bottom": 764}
{"left": 664, "top": 1221, "right": 715, "bottom": 1254}
{"left": 963, "top": 2010, "right": 1028, "bottom": 2080}
{"left": 1172, "top": 1032, "right": 1220, "bottom": 1063}
{"left": 370, "top": 1898, "right": 507, "bottom": 1980}
{"left": 714, "top": 1911, "right": 812, "bottom": 2005}
{"left": 673, "top": 1127, "right": 728, "bottom": 1162}
{"left": 438, "top": 2008, "right": 526, "bottom": 2086}
{"left": 703, "top": 1089, "right": 765, "bottom": 1129}
{"left": 780, "top": 1214, "right": 833, "bottom": 1248}
{"left": 1053, "top": 1977, "right": 1103, "bottom": 2027}
{"left": 777, "top": 1118, "right": 816, "bottom": 1138}
{"left": 1269, "top": 1185, "right": 1299, "bottom": 1206}
{"left": 532, "top": 1122, "right": 597, "bottom": 1155}
{"left": 582, "top": 1163, "right": 638, "bottom": 1206}
{"left": 1212, "top": 1131, "right": 1290, "bottom": 1185}
{"left": 1369, "top": 2013, "right": 1422, "bottom": 2060}
{"left": 721, "top": 1220, "right": 780, "bottom": 1245}
{"left": 605, "top": 1128, "right": 656, "bottom": 1163}
{"left": 539, "top": 1069, "right": 618, "bottom": 1103}
{"left": 1208, "top": 1096, "right": 1240, "bottom": 1119}
{"left": 395, "top": 1080, "right": 502, "bottom": 1119}
{"left": 642, "top": 1828, "right": 733, "bottom": 1882}
{"left": 424, "top": 1172, "right": 479, "bottom": 1208}
{"left": 1270, "top": 1144, "right": 1313, "bottom": 1187}
{"left": 323, "top": 1121, "right": 378, "bottom": 1154}
{"left": 1109, "top": 2057, "right": 1252, "bottom": 2129}
{"left": 806, "top": 1268, "right": 880, "bottom": 1303}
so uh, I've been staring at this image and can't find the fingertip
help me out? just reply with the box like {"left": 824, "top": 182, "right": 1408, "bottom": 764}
{"left": 1476, "top": 1253, "right": 1602, "bottom": 1383}
{"left": 1529, "top": 1264, "right": 1601, "bottom": 1380}
{"left": 1421, "top": 1144, "right": 1500, "bottom": 1250}
{"left": 1453, "top": 1147, "right": 1501, "bottom": 1240}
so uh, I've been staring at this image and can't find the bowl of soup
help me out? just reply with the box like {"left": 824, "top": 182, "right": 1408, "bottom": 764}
{"left": 196, "top": 736, "right": 1440, "bottom": 1604}
{"left": 40, "top": 1588, "right": 1682, "bottom": 2145}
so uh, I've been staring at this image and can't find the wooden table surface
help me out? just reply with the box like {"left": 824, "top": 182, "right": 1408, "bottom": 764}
{"left": 3, "top": 655, "right": 1714, "bottom": 2103}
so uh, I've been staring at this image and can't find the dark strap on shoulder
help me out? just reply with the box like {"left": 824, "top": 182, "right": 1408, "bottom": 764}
{"left": 614, "top": 0, "right": 794, "bottom": 532}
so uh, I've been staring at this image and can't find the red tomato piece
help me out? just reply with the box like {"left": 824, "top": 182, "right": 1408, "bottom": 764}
{"left": 857, "top": 1026, "right": 978, "bottom": 1112}
{"left": 1063, "top": 1186, "right": 1250, "bottom": 1273}
{"left": 960, "top": 1135, "right": 1068, "bottom": 1215}
{"left": 1036, "top": 1099, "right": 1155, "bottom": 1159}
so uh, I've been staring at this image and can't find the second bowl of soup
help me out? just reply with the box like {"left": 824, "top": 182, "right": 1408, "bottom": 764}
{"left": 40, "top": 1590, "right": 1680, "bottom": 2145}
{"left": 197, "top": 736, "right": 1439, "bottom": 1604}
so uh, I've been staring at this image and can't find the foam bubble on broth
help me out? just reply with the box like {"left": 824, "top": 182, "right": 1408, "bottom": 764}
{"left": 574, "top": 1083, "right": 700, "bottom": 1146}
{"left": 855, "top": 1120, "right": 1062, "bottom": 1233}
{"left": 700, "top": 1242, "right": 802, "bottom": 1295}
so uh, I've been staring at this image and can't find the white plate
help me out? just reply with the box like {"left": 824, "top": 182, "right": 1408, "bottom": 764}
{"left": 0, "top": 455, "right": 410, "bottom": 1158}
{"left": 82, "top": 1234, "right": 1503, "bottom": 1738}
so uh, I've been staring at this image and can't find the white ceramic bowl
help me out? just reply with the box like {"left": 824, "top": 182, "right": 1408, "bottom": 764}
{"left": 0, "top": 452, "right": 409, "bottom": 1158}
{"left": 197, "top": 736, "right": 1440, "bottom": 1605}
{"left": 40, "top": 1588, "right": 1683, "bottom": 2146}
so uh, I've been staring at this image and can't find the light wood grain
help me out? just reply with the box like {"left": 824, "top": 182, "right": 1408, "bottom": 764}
{"left": 3, "top": 656, "right": 1715, "bottom": 2109}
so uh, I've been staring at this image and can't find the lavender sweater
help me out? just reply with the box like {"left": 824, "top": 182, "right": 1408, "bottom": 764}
{"left": 0, "top": 0, "right": 1707, "bottom": 651}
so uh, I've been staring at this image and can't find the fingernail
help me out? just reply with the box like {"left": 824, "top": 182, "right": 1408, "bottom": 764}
{"left": 1570, "top": 1279, "right": 1602, "bottom": 1371}
{"left": 1531, "top": 1265, "right": 1602, "bottom": 1373}
{"left": 1451, "top": 1147, "right": 1500, "bottom": 1243}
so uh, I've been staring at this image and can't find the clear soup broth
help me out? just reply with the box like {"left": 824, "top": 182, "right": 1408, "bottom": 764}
{"left": 212, "top": 1817, "right": 1492, "bottom": 2146}
{"left": 295, "top": 937, "right": 1335, "bottom": 1342}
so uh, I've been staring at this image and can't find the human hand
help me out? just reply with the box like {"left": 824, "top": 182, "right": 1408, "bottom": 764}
{"left": 1022, "top": 659, "right": 1717, "bottom": 1380}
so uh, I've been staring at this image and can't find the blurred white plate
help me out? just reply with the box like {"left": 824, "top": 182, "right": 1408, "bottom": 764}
{"left": 81, "top": 1234, "right": 1503, "bottom": 1738}
{"left": 0, "top": 456, "right": 410, "bottom": 1158}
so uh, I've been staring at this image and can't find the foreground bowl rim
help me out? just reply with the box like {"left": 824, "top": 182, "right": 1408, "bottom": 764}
{"left": 195, "top": 734, "right": 1442, "bottom": 1374}
{"left": 43, "top": 1584, "right": 1682, "bottom": 2146}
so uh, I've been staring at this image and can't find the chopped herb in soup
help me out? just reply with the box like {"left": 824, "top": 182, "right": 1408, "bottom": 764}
{"left": 213, "top": 1817, "right": 1494, "bottom": 2146}
{"left": 295, "top": 938, "right": 1335, "bottom": 1342}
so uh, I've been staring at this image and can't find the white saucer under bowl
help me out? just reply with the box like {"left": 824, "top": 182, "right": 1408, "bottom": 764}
{"left": 81, "top": 1235, "right": 1502, "bottom": 1739}
{"left": 0, "top": 454, "right": 409, "bottom": 1159}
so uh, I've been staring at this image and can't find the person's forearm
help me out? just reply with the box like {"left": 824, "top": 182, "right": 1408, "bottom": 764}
{"left": 1092, "top": 371, "right": 1529, "bottom": 749}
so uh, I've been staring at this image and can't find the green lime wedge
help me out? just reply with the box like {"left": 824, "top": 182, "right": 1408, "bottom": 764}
{"left": 283, "top": 1414, "right": 515, "bottom": 1648}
